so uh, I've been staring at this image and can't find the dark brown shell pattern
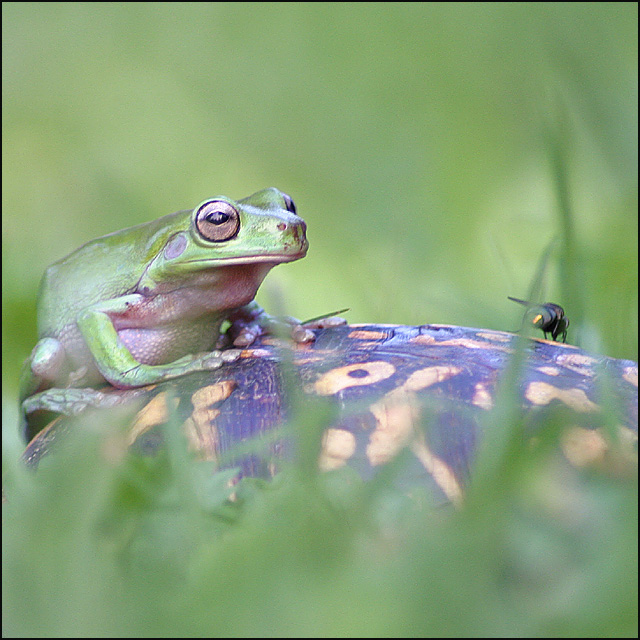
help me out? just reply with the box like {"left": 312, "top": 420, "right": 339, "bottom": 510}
{"left": 24, "top": 324, "right": 638, "bottom": 505}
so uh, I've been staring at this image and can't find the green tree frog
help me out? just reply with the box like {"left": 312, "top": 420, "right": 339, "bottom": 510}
{"left": 21, "top": 188, "right": 338, "bottom": 437}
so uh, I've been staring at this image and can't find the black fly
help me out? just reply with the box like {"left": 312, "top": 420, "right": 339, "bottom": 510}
{"left": 508, "top": 296, "right": 569, "bottom": 343}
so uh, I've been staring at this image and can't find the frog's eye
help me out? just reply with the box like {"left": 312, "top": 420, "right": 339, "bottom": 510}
{"left": 283, "top": 193, "right": 296, "bottom": 215}
{"left": 195, "top": 200, "right": 240, "bottom": 242}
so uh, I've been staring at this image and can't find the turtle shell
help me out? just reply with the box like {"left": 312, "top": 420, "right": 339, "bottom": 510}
{"left": 23, "top": 324, "right": 638, "bottom": 504}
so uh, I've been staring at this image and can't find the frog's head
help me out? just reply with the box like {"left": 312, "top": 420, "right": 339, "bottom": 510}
{"left": 138, "top": 188, "right": 308, "bottom": 295}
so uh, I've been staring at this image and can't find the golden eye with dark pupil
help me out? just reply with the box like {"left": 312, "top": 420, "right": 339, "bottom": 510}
{"left": 195, "top": 200, "right": 240, "bottom": 242}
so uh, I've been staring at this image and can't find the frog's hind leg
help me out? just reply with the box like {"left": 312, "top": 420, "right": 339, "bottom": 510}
{"left": 21, "top": 386, "right": 149, "bottom": 442}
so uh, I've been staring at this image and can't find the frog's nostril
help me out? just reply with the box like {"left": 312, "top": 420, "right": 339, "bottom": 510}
{"left": 277, "top": 222, "right": 287, "bottom": 231}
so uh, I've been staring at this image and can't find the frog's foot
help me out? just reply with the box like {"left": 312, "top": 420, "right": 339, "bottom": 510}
{"left": 22, "top": 387, "right": 150, "bottom": 418}
{"left": 226, "top": 301, "right": 347, "bottom": 347}
{"left": 86, "top": 348, "right": 242, "bottom": 390}
{"left": 230, "top": 314, "right": 348, "bottom": 346}
{"left": 227, "top": 314, "right": 311, "bottom": 346}
{"left": 185, "top": 349, "right": 241, "bottom": 370}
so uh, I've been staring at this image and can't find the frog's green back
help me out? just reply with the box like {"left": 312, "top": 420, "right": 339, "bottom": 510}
{"left": 37, "top": 210, "right": 192, "bottom": 337}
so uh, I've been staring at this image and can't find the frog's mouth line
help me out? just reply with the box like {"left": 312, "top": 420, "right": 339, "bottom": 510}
{"left": 184, "top": 250, "right": 307, "bottom": 266}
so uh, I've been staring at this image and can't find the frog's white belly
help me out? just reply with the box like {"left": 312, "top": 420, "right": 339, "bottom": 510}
{"left": 118, "top": 317, "right": 219, "bottom": 365}
{"left": 60, "top": 315, "right": 221, "bottom": 385}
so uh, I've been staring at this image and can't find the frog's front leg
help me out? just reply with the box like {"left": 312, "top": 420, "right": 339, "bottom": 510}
{"left": 78, "top": 294, "right": 239, "bottom": 389}
{"left": 225, "top": 301, "right": 346, "bottom": 347}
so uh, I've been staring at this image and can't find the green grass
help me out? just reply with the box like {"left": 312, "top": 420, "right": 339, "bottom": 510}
{"left": 4, "top": 139, "right": 636, "bottom": 635}
{"left": 3, "top": 368, "right": 637, "bottom": 637}
{"left": 2, "top": 4, "right": 637, "bottom": 636}
{"left": 3, "top": 293, "right": 638, "bottom": 636}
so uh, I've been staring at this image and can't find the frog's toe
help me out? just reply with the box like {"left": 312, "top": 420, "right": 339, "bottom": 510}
{"left": 231, "top": 325, "right": 263, "bottom": 347}
{"left": 220, "top": 349, "right": 241, "bottom": 364}
{"left": 194, "top": 348, "right": 240, "bottom": 369}
{"left": 291, "top": 325, "right": 316, "bottom": 343}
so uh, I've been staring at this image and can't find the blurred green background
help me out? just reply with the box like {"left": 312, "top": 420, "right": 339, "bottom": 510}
{"left": 2, "top": 5, "right": 638, "bottom": 637}
{"left": 3, "top": 3, "right": 637, "bottom": 411}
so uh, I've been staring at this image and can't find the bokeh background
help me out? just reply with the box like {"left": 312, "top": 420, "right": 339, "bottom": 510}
{"left": 3, "top": 5, "right": 638, "bottom": 637}
{"left": 3, "top": 3, "right": 637, "bottom": 417}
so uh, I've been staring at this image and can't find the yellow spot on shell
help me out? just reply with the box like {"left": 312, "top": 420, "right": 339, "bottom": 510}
{"left": 413, "top": 335, "right": 514, "bottom": 353}
{"left": 348, "top": 329, "right": 388, "bottom": 340}
{"left": 623, "top": 366, "right": 638, "bottom": 387}
{"left": 555, "top": 352, "right": 597, "bottom": 375}
{"left": 472, "top": 382, "right": 493, "bottom": 410}
{"left": 184, "top": 380, "right": 235, "bottom": 459}
{"left": 313, "top": 361, "right": 396, "bottom": 395}
{"left": 557, "top": 353, "right": 597, "bottom": 367}
{"left": 318, "top": 428, "right": 357, "bottom": 471}
{"left": 365, "top": 366, "right": 463, "bottom": 464}
{"left": 367, "top": 394, "right": 416, "bottom": 466}
{"left": 411, "top": 437, "right": 463, "bottom": 506}
{"left": 128, "top": 392, "right": 177, "bottom": 444}
{"left": 365, "top": 364, "right": 467, "bottom": 505}
{"left": 411, "top": 334, "right": 436, "bottom": 345}
{"left": 561, "top": 427, "right": 608, "bottom": 467}
{"left": 402, "top": 365, "right": 463, "bottom": 391}
{"left": 537, "top": 366, "right": 561, "bottom": 376}
{"left": 183, "top": 415, "right": 219, "bottom": 460}
{"left": 192, "top": 380, "right": 235, "bottom": 406}
{"left": 525, "top": 381, "right": 599, "bottom": 413}
{"left": 476, "top": 332, "right": 512, "bottom": 342}
{"left": 366, "top": 391, "right": 464, "bottom": 505}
